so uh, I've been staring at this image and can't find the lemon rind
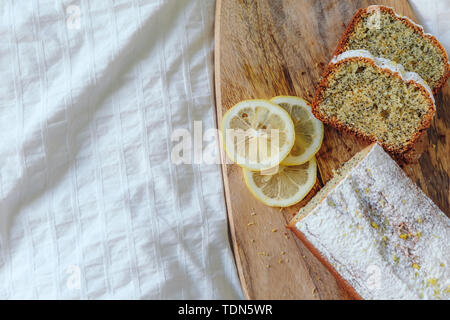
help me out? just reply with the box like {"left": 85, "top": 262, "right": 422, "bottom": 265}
{"left": 242, "top": 157, "right": 317, "bottom": 207}
{"left": 270, "top": 96, "right": 324, "bottom": 166}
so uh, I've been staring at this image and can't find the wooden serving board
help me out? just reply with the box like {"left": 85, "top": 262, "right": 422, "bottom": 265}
{"left": 214, "top": 0, "right": 450, "bottom": 299}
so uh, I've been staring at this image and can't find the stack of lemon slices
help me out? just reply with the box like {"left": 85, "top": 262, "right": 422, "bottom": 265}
{"left": 221, "top": 96, "right": 324, "bottom": 207}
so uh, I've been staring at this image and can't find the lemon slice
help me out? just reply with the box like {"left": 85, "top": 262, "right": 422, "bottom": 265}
{"left": 271, "top": 96, "right": 324, "bottom": 166}
{"left": 221, "top": 99, "right": 295, "bottom": 171}
{"left": 243, "top": 157, "right": 317, "bottom": 207}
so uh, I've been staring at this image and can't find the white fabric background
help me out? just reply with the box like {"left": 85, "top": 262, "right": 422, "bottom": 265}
{"left": 0, "top": 0, "right": 448, "bottom": 299}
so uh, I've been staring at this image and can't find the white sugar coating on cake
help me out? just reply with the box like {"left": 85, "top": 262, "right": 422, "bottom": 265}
{"left": 331, "top": 49, "right": 436, "bottom": 105}
{"left": 295, "top": 144, "right": 450, "bottom": 300}
{"left": 366, "top": 5, "right": 433, "bottom": 37}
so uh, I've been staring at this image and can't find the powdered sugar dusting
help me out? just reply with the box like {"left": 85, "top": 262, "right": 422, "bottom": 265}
{"left": 367, "top": 5, "right": 433, "bottom": 37}
{"left": 295, "top": 144, "right": 450, "bottom": 300}
{"left": 331, "top": 49, "right": 435, "bottom": 105}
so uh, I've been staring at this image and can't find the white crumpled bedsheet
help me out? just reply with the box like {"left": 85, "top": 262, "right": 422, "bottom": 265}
{"left": 0, "top": 0, "right": 242, "bottom": 299}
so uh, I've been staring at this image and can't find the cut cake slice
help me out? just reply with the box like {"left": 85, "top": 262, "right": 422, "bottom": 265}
{"left": 312, "top": 49, "right": 435, "bottom": 161}
{"left": 288, "top": 143, "right": 450, "bottom": 300}
{"left": 334, "top": 5, "right": 450, "bottom": 93}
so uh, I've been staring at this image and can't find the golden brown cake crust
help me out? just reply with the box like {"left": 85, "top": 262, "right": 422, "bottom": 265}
{"left": 334, "top": 5, "right": 450, "bottom": 94}
{"left": 286, "top": 223, "right": 362, "bottom": 300}
{"left": 312, "top": 57, "right": 435, "bottom": 162}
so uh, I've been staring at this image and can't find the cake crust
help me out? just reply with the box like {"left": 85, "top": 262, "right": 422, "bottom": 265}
{"left": 287, "top": 224, "right": 363, "bottom": 300}
{"left": 334, "top": 5, "right": 450, "bottom": 94}
{"left": 312, "top": 55, "right": 435, "bottom": 162}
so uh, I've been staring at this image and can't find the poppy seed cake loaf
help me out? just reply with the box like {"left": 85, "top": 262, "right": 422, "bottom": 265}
{"left": 288, "top": 144, "right": 450, "bottom": 300}
{"left": 312, "top": 50, "right": 435, "bottom": 161}
{"left": 335, "top": 5, "right": 450, "bottom": 93}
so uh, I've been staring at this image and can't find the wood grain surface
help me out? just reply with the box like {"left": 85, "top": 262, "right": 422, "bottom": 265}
{"left": 214, "top": 0, "right": 449, "bottom": 300}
